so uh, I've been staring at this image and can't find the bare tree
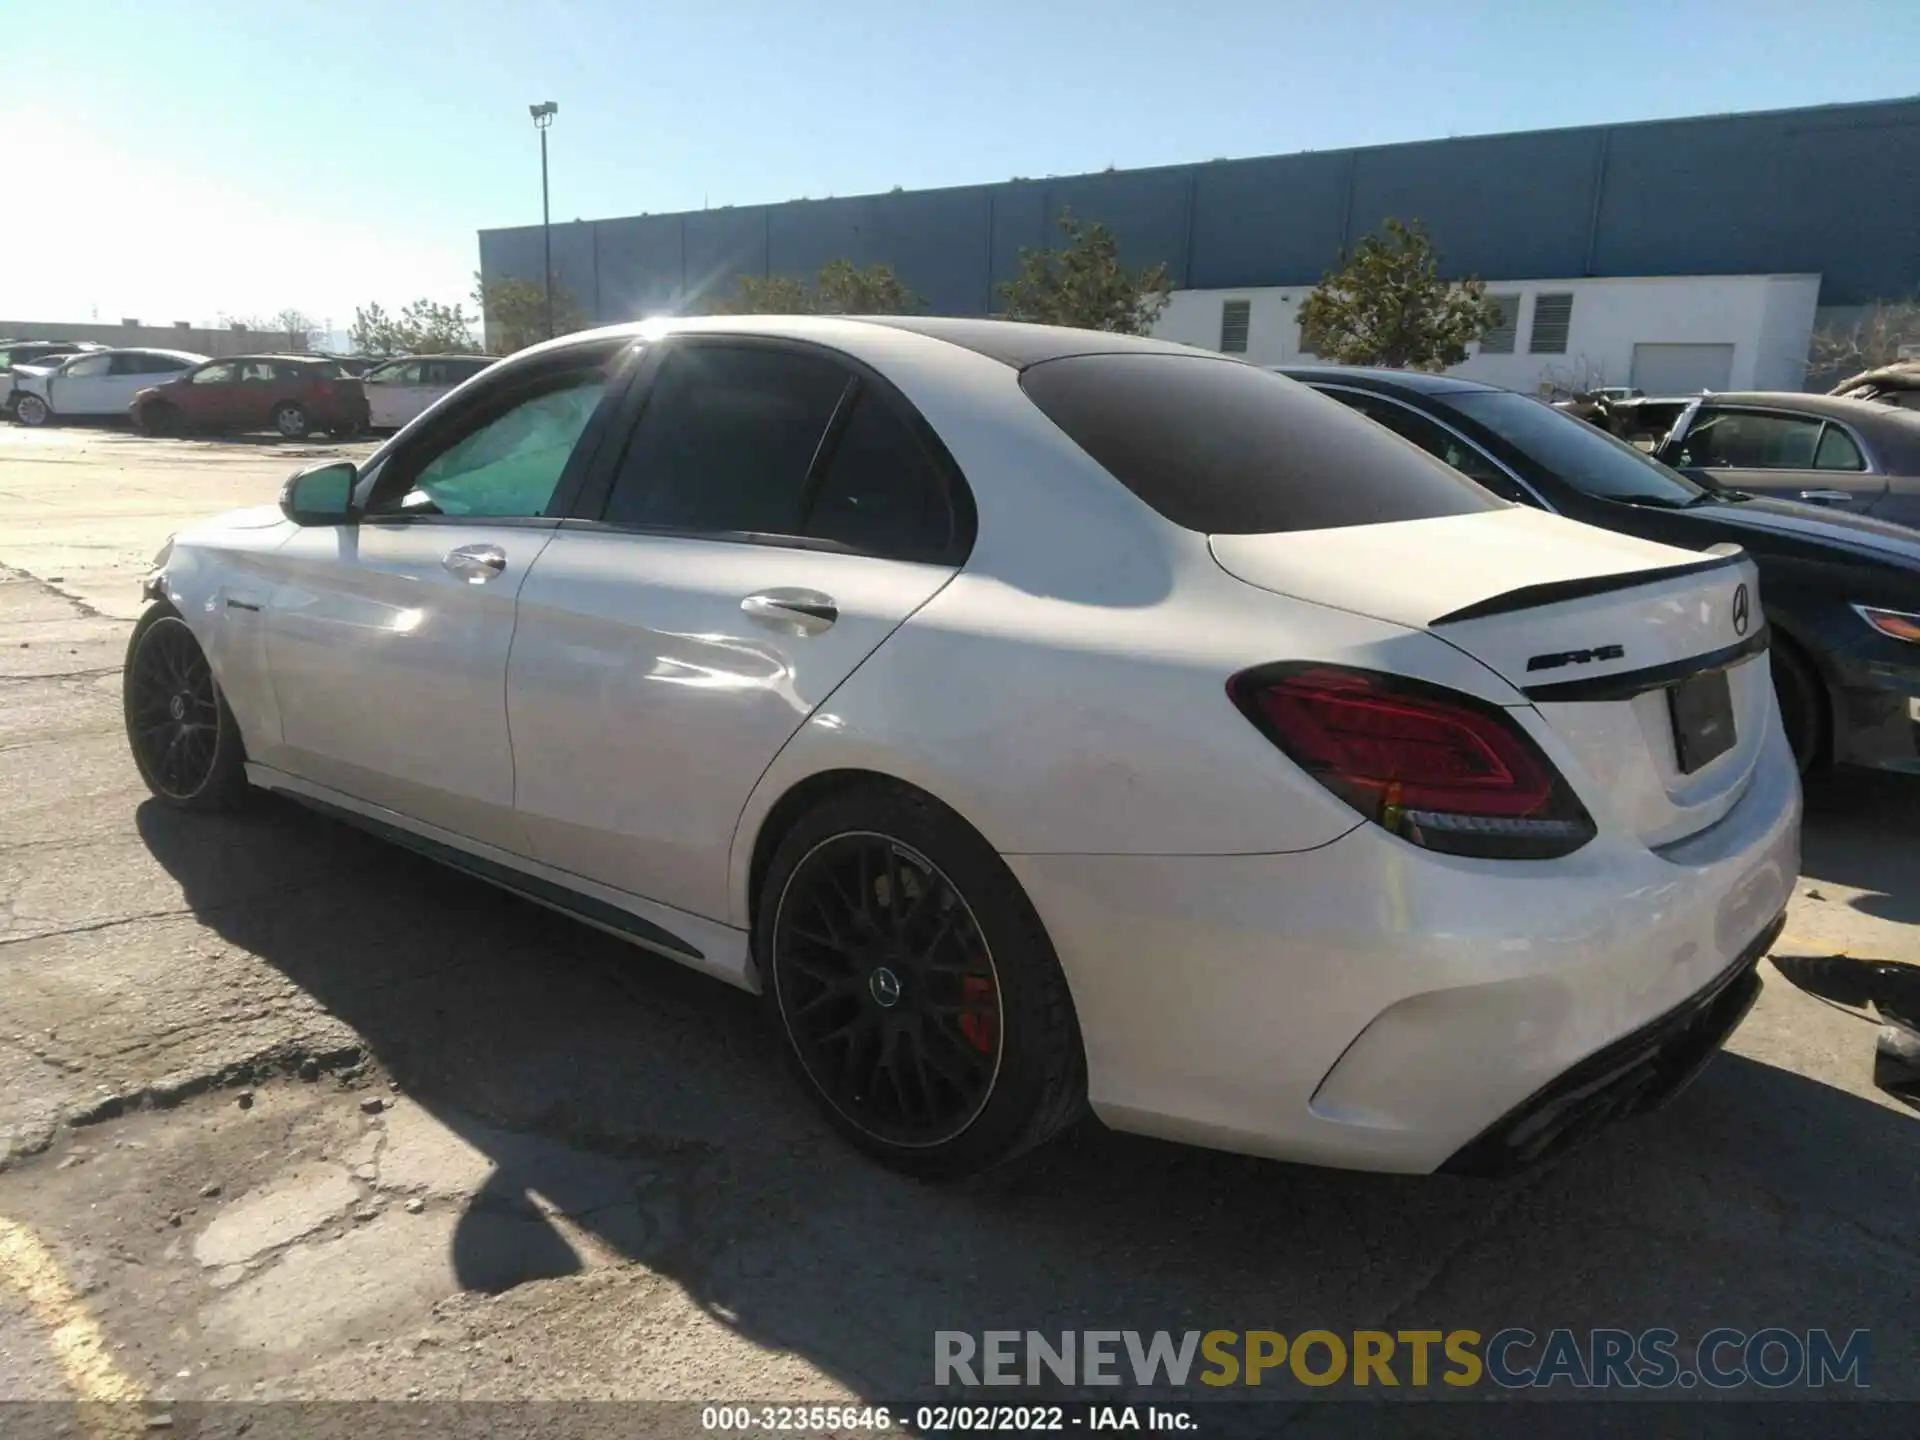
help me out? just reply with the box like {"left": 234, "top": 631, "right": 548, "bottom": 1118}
{"left": 1809, "top": 297, "right": 1920, "bottom": 389}
{"left": 271, "top": 309, "right": 323, "bottom": 351}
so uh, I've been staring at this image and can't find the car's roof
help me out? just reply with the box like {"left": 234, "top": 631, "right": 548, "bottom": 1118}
{"left": 531, "top": 314, "right": 1211, "bottom": 372}
{"left": 107, "top": 347, "right": 208, "bottom": 361}
{"left": 857, "top": 316, "right": 1204, "bottom": 368}
{"left": 1274, "top": 364, "right": 1501, "bottom": 395}
{"left": 1693, "top": 390, "right": 1920, "bottom": 429}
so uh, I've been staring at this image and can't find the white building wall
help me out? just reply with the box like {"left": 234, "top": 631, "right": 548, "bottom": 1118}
{"left": 1152, "top": 273, "right": 1822, "bottom": 394}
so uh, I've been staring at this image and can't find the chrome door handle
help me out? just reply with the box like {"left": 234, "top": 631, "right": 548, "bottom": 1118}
{"left": 1798, "top": 490, "right": 1852, "bottom": 506}
{"left": 741, "top": 588, "right": 838, "bottom": 633}
{"left": 443, "top": 544, "right": 507, "bottom": 582}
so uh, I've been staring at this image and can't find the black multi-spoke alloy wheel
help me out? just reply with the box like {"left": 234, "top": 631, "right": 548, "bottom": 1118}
{"left": 123, "top": 604, "right": 251, "bottom": 810}
{"left": 758, "top": 783, "right": 1086, "bottom": 1177}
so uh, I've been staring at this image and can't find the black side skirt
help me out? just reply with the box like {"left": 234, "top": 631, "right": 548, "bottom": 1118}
{"left": 284, "top": 793, "right": 705, "bottom": 962}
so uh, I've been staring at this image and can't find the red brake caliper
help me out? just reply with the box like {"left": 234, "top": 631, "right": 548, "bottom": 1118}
{"left": 959, "top": 972, "right": 997, "bottom": 1054}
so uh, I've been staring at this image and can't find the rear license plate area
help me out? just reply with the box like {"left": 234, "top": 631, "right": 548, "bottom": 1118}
{"left": 1668, "top": 669, "right": 1736, "bottom": 773}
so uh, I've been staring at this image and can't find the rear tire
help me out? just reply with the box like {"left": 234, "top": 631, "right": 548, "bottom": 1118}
{"left": 123, "top": 604, "right": 252, "bottom": 811}
{"left": 1770, "top": 634, "right": 1825, "bottom": 775}
{"left": 755, "top": 781, "right": 1086, "bottom": 1178}
{"left": 14, "top": 393, "right": 50, "bottom": 427}
{"left": 273, "top": 402, "right": 310, "bottom": 439}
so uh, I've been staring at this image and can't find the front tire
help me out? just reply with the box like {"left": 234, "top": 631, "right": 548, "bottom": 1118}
{"left": 14, "top": 393, "right": 50, "bottom": 427}
{"left": 756, "top": 782, "right": 1086, "bottom": 1178}
{"left": 273, "top": 402, "right": 310, "bottom": 439}
{"left": 138, "top": 402, "right": 182, "bottom": 437}
{"left": 123, "top": 604, "right": 251, "bottom": 810}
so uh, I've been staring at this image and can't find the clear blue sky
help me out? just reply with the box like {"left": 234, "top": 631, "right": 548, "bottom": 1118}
{"left": 2, "top": 0, "right": 1914, "bottom": 333}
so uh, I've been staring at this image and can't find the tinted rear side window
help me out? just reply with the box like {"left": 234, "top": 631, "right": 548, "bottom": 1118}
{"left": 603, "top": 344, "right": 850, "bottom": 535}
{"left": 1019, "top": 354, "right": 1504, "bottom": 534}
{"left": 805, "top": 390, "right": 954, "bottom": 561}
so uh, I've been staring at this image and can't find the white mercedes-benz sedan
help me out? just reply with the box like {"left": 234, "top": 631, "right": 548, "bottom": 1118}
{"left": 125, "top": 316, "right": 1801, "bottom": 1178}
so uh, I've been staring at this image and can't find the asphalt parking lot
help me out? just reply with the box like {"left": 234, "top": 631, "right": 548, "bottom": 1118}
{"left": 0, "top": 423, "right": 1916, "bottom": 1423}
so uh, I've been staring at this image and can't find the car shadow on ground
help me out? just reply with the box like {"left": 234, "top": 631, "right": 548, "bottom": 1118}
{"left": 134, "top": 796, "right": 1920, "bottom": 1406}
{"left": 1799, "top": 769, "right": 1920, "bottom": 929}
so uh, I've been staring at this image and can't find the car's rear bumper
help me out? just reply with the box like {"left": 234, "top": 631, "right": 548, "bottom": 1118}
{"left": 1438, "top": 907, "right": 1781, "bottom": 1175}
{"left": 1006, "top": 719, "right": 1801, "bottom": 1174}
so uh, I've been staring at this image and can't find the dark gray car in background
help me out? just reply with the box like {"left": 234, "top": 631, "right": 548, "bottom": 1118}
{"left": 1655, "top": 392, "right": 1920, "bottom": 531}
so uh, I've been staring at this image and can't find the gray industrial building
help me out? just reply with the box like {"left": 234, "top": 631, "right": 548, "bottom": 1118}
{"left": 478, "top": 96, "right": 1918, "bottom": 351}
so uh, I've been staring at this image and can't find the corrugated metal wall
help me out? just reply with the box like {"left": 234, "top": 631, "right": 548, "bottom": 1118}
{"left": 477, "top": 98, "right": 1920, "bottom": 324}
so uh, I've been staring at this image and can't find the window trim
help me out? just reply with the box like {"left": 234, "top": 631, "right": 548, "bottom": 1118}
{"left": 1308, "top": 382, "right": 1557, "bottom": 513}
{"left": 1671, "top": 403, "right": 1881, "bottom": 474}
{"left": 567, "top": 332, "right": 978, "bottom": 568}
{"left": 353, "top": 336, "right": 643, "bottom": 525}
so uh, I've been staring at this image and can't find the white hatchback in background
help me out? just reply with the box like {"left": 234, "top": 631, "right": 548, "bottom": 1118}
{"left": 10, "top": 348, "right": 207, "bottom": 426}
{"left": 125, "top": 317, "right": 1801, "bottom": 1180}
{"left": 362, "top": 354, "right": 499, "bottom": 431}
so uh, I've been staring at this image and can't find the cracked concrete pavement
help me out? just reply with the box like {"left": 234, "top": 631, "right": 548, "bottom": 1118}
{"left": 0, "top": 424, "right": 1916, "bottom": 1423}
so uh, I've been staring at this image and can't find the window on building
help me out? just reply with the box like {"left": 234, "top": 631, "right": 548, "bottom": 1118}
{"left": 1479, "top": 295, "right": 1520, "bottom": 354}
{"left": 1529, "top": 294, "right": 1574, "bottom": 354}
{"left": 1219, "top": 300, "right": 1251, "bottom": 354}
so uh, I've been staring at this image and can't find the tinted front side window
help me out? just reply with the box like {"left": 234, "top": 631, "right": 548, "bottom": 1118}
{"left": 1442, "top": 389, "right": 1707, "bottom": 506}
{"left": 603, "top": 345, "right": 849, "bottom": 534}
{"left": 1019, "top": 355, "right": 1502, "bottom": 534}
{"left": 387, "top": 376, "right": 606, "bottom": 518}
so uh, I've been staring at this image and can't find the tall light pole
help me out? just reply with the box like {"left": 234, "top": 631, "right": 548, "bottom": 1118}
{"left": 529, "top": 101, "right": 559, "bottom": 339}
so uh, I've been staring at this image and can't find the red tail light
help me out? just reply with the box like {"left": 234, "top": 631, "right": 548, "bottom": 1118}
{"left": 1227, "top": 664, "right": 1596, "bottom": 860}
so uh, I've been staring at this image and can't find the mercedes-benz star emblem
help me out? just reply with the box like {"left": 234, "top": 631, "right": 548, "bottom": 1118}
{"left": 868, "top": 966, "right": 902, "bottom": 1008}
{"left": 1731, "top": 583, "right": 1751, "bottom": 637}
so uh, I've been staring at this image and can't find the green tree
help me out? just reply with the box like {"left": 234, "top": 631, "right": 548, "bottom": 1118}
{"left": 349, "top": 299, "right": 482, "bottom": 357}
{"left": 400, "top": 299, "right": 481, "bottom": 354}
{"left": 996, "top": 210, "right": 1171, "bottom": 334}
{"left": 471, "top": 272, "right": 588, "bottom": 353}
{"left": 349, "top": 302, "right": 404, "bottom": 357}
{"left": 717, "top": 273, "right": 814, "bottom": 315}
{"left": 1296, "top": 218, "right": 1502, "bottom": 371}
{"left": 714, "top": 261, "right": 920, "bottom": 316}
{"left": 814, "top": 260, "right": 918, "bottom": 315}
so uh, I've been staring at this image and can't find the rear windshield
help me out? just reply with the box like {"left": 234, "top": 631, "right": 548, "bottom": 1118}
{"left": 1018, "top": 354, "right": 1504, "bottom": 534}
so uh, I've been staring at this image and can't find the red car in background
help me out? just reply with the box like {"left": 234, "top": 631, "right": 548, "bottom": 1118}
{"left": 131, "top": 355, "right": 370, "bottom": 439}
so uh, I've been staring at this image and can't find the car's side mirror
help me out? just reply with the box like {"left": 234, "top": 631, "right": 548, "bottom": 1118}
{"left": 280, "top": 461, "right": 358, "bottom": 526}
